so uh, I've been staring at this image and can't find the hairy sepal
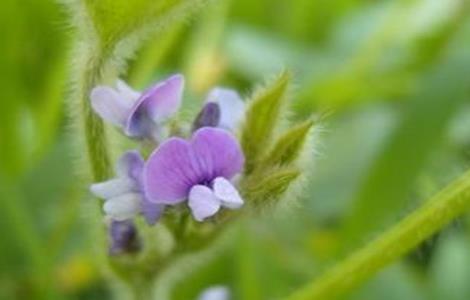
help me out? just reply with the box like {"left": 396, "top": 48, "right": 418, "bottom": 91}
{"left": 241, "top": 70, "right": 291, "bottom": 175}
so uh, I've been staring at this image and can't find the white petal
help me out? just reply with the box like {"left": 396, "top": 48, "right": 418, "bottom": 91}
{"left": 103, "top": 193, "right": 141, "bottom": 221}
{"left": 90, "top": 178, "right": 135, "bottom": 199}
{"left": 198, "top": 286, "right": 230, "bottom": 300}
{"left": 90, "top": 86, "right": 134, "bottom": 127}
{"left": 116, "top": 79, "right": 141, "bottom": 102}
{"left": 207, "top": 87, "right": 245, "bottom": 131}
{"left": 188, "top": 185, "right": 221, "bottom": 222}
{"left": 213, "top": 177, "right": 244, "bottom": 209}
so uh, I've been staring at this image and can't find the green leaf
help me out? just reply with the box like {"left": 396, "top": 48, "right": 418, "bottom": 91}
{"left": 241, "top": 167, "right": 300, "bottom": 206}
{"left": 241, "top": 70, "right": 291, "bottom": 174}
{"left": 341, "top": 46, "right": 470, "bottom": 250}
{"left": 260, "top": 119, "right": 315, "bottom": 169}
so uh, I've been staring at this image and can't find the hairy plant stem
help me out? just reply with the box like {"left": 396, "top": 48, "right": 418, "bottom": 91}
{"left": 75, "top": 44, "right": 148, "bottom": 297}
{"left": 285, "top": 168, "right": 470, "bottom": 300}
{"left": 79, "top": 47, "right": 112, "bottom": 182}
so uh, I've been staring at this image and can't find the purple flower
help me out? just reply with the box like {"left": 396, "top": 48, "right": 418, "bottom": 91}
{"left": 192, "top": 102, "right": 221, "bottom": 131}
{"left": 90, "top": 151, "right": 164, "bottom": 225}
{"left": 205, "top": 87, "right": 245, "bottom": 131}
{"left": 109, "top": 220, "right": 140, "bottom": 255}
{"left": 144, "top": 127, "right": 245, "bottom": 221}
{"left": 90, "top": 74, "right": 184, "bottom": 140}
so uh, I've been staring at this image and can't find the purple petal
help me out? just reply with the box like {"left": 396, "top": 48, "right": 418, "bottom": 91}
{"left": 206, "top": 87, "right": 245, "bottom": 131}
{"left": 141, "top": 197, "right": 165, "bottom": 225}
{"left": 90, "top": 86, "right": 134, "bottom": 127}
{"left": 144, "top": 138, "right": 195, "bottom": 204}
{"left": 192, "top": 102, "right": 221, "bottom": 131}
{"left": 191, "top": 127, "right": 244, "bottom": 180}
{"left": 116, "top": 150, "right": 145, "bottom": 184}
{"left": 144, "top": 127, "right": 244, "bottom": 204}
{"left": 109, "top": 220, "right": 140, "bottom": 255}
{"left": 188, "top": 185, "right": 221, "bottom": 222}
{"left": 125, "top": 74, "right": 184, "bottom": 138}
{"left": 213, "top": 177, "right": 244, "bottom": 209}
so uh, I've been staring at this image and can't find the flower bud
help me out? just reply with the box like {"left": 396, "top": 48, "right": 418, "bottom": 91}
{"left": 109, "top": 220, "right": 140, "bottom": 255}
{"left": 192, "top": 102, "right": 221, "bottom": 131}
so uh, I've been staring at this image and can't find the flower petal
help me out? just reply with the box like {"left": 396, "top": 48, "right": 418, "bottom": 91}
{"left": 144, "top": 138, "right": 195, "bottom": 204}
{"left": 198, "top": 286, "right": 230, "bottom": 300}
{"left": 145, "top": 74, "right": 184, "bottom": 121}
{"left": 206, "top": 87, "right": 245, "bottom": 131}
{"left": 109, "top": 220, "right": 140, "bottom": 255}
{"left": 192, "top": 102, "right": 221, "bottom": 131}
{"left": 141, "top": 197, "right": 165, "bottom": 225}
{"left": 144, "top": 127, "right": 244, "bottom": 204}
{"left": 103, "top": 193, "right": 141, "bottom": 221}
{"left": 125, "top": 74, "right": 184, "bottom": 138}
{"left": 116, "top": 150, "right": 145, "bottom": 184}
{"left": 116, "top": 80, "right": 141, "bottom": 102}
{"left": 90, "top": 178, "right": 135, "bottom": 199}
{"left": 90, "top": 86, "right": 134, "bottom": 127}
{"left": 188, "top": 185, "right": 221, "bottom": 222}
{"left": 213, "top": 177, "right": 244, "bottom": 209}
{"left": 191, "top": 127, "right": 244, "bottom": 180}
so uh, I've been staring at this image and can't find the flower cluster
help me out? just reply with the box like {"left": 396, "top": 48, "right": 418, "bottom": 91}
{"left": 90, "top": 74, "right": 247, "bottom": 228}
{"left": 89, "top": 71, "right": 313, "bottom": 257}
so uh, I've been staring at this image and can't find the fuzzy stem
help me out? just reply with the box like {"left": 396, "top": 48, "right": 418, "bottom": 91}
{"left": 285, "top": 169, "right": 470, "bottom": 300}
{"left": 79, "top": 48, "right": 112, "bottom": 182}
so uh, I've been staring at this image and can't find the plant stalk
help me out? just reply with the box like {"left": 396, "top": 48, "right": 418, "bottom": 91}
{"left": 285, "top": 168, "right": 470, "bottom": 300}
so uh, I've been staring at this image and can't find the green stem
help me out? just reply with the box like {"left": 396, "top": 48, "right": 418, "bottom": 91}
{"left": 285, "top": 168, "right": 470, "bottom": 300}
{"left": 79, "top": 47, "right": 112, "bottom": 182}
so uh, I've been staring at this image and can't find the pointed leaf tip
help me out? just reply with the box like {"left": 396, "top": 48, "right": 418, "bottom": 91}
{"left": 261, "top": 119, "right": 315, "bottom": 169}
{"left": 241, "top": 70, "right": 292, "bottom": 175}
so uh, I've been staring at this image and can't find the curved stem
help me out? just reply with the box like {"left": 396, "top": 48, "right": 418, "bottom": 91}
{"left": 79, "top": 48, "right": 112, "bottom": 182}
{"left": 285, "top": 169, "right": 470, "bottom": 300}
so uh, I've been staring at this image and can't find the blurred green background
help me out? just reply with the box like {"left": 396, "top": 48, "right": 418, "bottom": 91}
{"left": 1, "top": 0, "right": 470, "bottom": 299}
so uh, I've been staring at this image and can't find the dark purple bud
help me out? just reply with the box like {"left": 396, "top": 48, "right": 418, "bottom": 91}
{"left": 109, "top": 220, "right": 140, "bottom": 256}
{"left": 192, "top": 102, "right": 221, "bottom": 132}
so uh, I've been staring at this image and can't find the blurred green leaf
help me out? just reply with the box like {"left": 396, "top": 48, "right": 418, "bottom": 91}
{"left": 342, "top": 41, "right": 470, "bottom": 249}
{"left": 349, "top": 264, "right": 424, "bottom": 300}
{"left": 429, "top": 233, "right": 470, "bottom": 300}
{"left": 234, "top": 226, "right": 262, "bottom": 300}
{"left": 183, "top": 0, "right": 232, "bottom": 92}
{"left": 128, "top": 23, "right": 185, "bottom": 88}
{"left": 82, "top": 0, "right": 210, "bottom": 49}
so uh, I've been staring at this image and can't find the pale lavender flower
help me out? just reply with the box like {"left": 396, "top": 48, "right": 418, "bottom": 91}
{"left": 144, "top": 127, "right": 245, "bottom": 221}
{"left": 109, "top": 220, "right": 140, "bottom": 255}
{"left": 90, "top": 151, "right": 163, "bottom": 225}
{"left": 90, "top": 74, "right": 184, "bottom": 140}
{"left": 205, "top": 87, "right": 245, "bottom": 131}
{"left": 197, "top": 286, "right": 230, "bottom": 300}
